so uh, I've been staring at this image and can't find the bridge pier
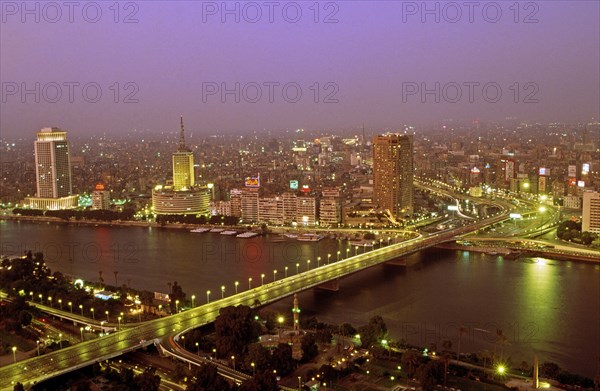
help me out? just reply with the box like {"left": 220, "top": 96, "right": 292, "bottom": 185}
{"left": 316, "top": 279, "right": 339, "bottom": 292}
{"left": 385, "top": 258, "right": 407, "bottom": 267}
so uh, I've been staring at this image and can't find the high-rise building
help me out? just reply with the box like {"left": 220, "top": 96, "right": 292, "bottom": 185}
{"left": 258, "top": 196, "right": 284, "bottom": 225}
{"left": 241, "top": 188, "right": 259, "bottom": 222}
{"left": 152, "top": 117, "right": 210, "bottom": 215}
{"left": 282, "top": 193, "right": 297, "bottom": 223}
{"left": 319, "top": 187, "right": 341, "bottom": 227}
{"left": 34, "top": 127, "right": 73, "bottom": 198}
{"left": 26, "top": 127, "right": 78, "bottom": 209}
{"left": 372, "top": 133, "right": 414, "bottom": 217}
{"left": 91, "top": 183, "right": 111, "bottom": 210}
{"left": 296, "top": 195, "right": 317, "bottom": 226}
{"left": 230, "top": 189, "right": 242, "bottom": 217}
{"left": 172, "top": 116, "right": 195, "bottom": 190}
{"left": 582, "top": 191, "right": 600, "bottom": 233}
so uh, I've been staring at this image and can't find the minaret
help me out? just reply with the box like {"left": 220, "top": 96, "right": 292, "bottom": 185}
{"left": 292, "top": 293, "right": 300, "bottom": 331}
{"left": 178, "top": 115, "right": 188, "bottom": 152}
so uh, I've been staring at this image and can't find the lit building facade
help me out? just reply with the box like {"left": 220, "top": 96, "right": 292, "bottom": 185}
{"left": 582, "top": 191, "right": 600, "bottom": 233}
{"left": 240, "top": 188, "right": 259, "bottom": 222}
{"left": 151, "top": 117, "right": 210, "bottom": 215}
{"left": 152, "top": 186, "right": 210, "bottom": 215}
{"left": 92, "top": 183, "right": 111, "bottom": 210}
{"left": 172, "top": 116, "right": 195, "bottom": 190}
{"left": 27, "top": 127, "right": 78, "bottom": 209}
{"left": 296, "top": 196, "right": 317, "bottom": 226}
{"left": 372, "top": 133, "right": 414, "bottom": 217}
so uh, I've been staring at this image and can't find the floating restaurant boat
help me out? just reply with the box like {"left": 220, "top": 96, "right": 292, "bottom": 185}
{"left": 220, "top": 230, "right": 238, "bottom": 235}
{"left": 237, "top": 232, "right": 260, "bottom": 238}
{"left": 209, "top": 228, "right": 225, "bottom": 233}
{"left": 297, "top": 234, "right": 324, "bottom": 242}
{"left": 190, "top": 228, "right": 210, "bottom": 233}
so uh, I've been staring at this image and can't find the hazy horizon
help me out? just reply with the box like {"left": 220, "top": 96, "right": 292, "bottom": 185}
{"left": 1, "top": 1, "right": 599, "bottom": 137}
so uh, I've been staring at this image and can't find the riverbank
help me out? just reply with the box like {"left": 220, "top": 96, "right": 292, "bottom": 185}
{"left": 0, "top": 214, "right": 234, "bottom": 231}
{"left": 435, "top": 242, "right": 600, "bottom": 264}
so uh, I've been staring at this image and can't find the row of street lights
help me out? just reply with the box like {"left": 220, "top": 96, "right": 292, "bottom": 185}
{"left": 201, "top": 244, "right": 394, "bottom": 304}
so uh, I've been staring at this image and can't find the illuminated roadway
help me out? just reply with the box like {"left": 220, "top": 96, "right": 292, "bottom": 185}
{"left": 0, "top": 196, "right": 516, "bottom": 389}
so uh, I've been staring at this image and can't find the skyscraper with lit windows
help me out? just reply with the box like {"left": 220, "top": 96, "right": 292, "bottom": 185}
{"left": 372, "top": 133, "right": 414, "bottom": 218}
{"left": 172, "top": 116, "right": 195, "bottom": 190}
{"left": 26, "top": 127, "right": 78, "bottom": 209}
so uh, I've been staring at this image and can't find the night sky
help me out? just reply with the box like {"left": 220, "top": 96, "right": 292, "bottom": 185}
{"left": 1, "top": 1, "right": 599, "bottom": 137}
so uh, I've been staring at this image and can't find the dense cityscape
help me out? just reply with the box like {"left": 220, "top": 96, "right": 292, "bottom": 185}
{"left": 1, "top": 1, "right": 599, "bottom": 390}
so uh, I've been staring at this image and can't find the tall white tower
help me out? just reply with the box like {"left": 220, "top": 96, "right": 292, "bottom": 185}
{"left": 34, "top": 127, "right": 73, "bottom": 198}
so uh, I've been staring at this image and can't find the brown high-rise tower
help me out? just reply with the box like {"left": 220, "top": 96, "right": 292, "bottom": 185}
{"left": 373, "top": 133, "right": 414, "bottom": 218}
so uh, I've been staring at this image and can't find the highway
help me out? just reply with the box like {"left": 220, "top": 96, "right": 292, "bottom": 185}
{"left": 0, "top": 191, "right": 516, "bottom": 389}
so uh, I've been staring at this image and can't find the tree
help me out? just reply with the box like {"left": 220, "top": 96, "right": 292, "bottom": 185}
{"left": 316, "top": 328, "right": 333, "bottom": 344}
{"left": 13, "top": 383, "right": 24, "bottom": 391}
{"left": 401, "top": 350, "right": 421, "bottom": 377}
{"left": 240, "top": 371, "right": 278, "bottom": 391}
{"left": 301, "top": 333, "right": 319, "bottom": 362}
{"left": 243, "top": 343, "right": 271, "bottom": 373}
{"left": 18, "top": 310, "right": 32, "bottom": 327}
{"left": 340, "top": 323, "right": 357, "bottom": 337}
{"left": 358, "top": 315, "right": 388, "bottom": 348}
{"left": 540, "top": 362, "right": 561, "bottom": 379}
{"left": 188, "top": 363, "right": 233, "bottom": 391}
{"left": 417, "top": 360, "right": 444, "bottom": 391}
{"left": 272, "top": 343, "right": 295, "bottom": 376}
{"left": 215, "top": 305, "right": 260, "bottom": 357}
{"left": 169, "top": 281, "right": 186, "bottom": 313}
{"left": 135, "top": 367, "right": 161, "bottom": 390}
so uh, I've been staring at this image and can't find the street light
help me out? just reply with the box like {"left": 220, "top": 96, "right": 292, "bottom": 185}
{"left": 346, "top": 248, "right": 350, "bottom": 258}
{"left": 48, "top": 296, "right": 52, "bottom": 307}
{"left": 58, "top": 299, "right": 62, "bottom": 310}
{"left": 117, "top": 316, "right": 122, "bottom": 331}
{"left": 317, "top": 256, "right": 321, "bottom": 267}
{"left": 278, "top": 316, "right": 284, "bottom": 338}
{"left": 191, "top": 295, "right": 196, "bottom": 307}
{"left": 38, "top": 293, "right": 42, "bottom": 303}
{"left": 285, "top": 266, "right": 288, "bottom": 278}
{"left": 195, "top": 342, "right": 200, "bottom": 356}
{"left": 90, "top": 308, "right": 95, "bottom": 320}
{"left": 36, "top": 340, "right": 40, "bottom": 356}
{"left": 79, "top": 304, "right": 83, "bottom": 316}
{"left": 261, "top": 273, "right": 265, "bottom": 285}
{"left": 251, "top": 362, "right": 256, "bottom": 376}
{"left": 105, "top": 310, "right": 110, "bottom": 322}
{"left": 296, "top": 263, "right": 299, "bottom": 274}
{"left": 206, "top": 290, "right": 211, "bottom": 303}
{"left": 248, "top": 277, "right": 252, "bottom": 290}
{"left": 337, "top": 250, "right": 340, "bottom": 261}
{"left": 68, "top": 301, "right": 72, "bottom": 313}
{"left": 327, "top": 253, "right": 331, "bottom": 264}
{"left": 12, "top": 346, "right": 16, "bottom": 363}
{"left": 80, "top": 327, "right": 84, "bottom": 342}
{"left": 221, "top": 285, "right": 225, "bottom": 299}
{"left": 234, "top": 281, "right": 239, "bottom": 294}
{"left": 306, "top": 259, "right": 311, "bottom": 270}
{"left": 59, "top": 333, "right": 62, "bottom": 349}
{"left": 273, "top": 269, "right": 278, "bottom": 281}
{"left": 231, "top": 355, "right": 236, "bottom": 370}
{"left": 175, "top": 300, "right": 180, "bottom": 313}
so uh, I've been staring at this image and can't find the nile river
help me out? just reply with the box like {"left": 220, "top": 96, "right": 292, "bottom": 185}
{"left": 1, "top": 220, "right": 598, "bottom": 376}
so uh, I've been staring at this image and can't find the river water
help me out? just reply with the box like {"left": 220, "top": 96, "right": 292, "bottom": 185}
{"left": 1, "top": 220, "right": 598, "bottom": 376}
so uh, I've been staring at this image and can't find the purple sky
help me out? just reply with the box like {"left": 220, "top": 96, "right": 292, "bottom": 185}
{"left": 1, "top": 1, "right": 599, "bottom": 137}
